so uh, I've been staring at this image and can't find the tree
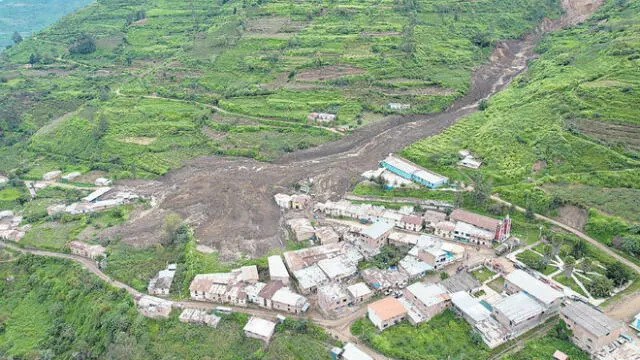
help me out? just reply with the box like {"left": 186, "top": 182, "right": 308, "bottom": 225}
{"left": 28, "top": 53, "right": 40, "bottom": 65}
{"left": 553, "top": 320, "right": 572, "bottom": 341}
{"left": 580, "top": 257, "right": 593, "bottom": 273}
{"left": 564, "top": 256, "right": 576, "bottom": 277}
{"left": 471, "top": 173, "right": 491, "bottom": 207}
{"left": 161, "top": 213, "right": 183, "bottom": 246}
{"left": 571, "top": 238, "right": 587, "bottom": 258}
{"left": 92, "top": 114, "right": 109, "bottom": 140}
{"left": 587, "top": 276, "right": 613, "bottom": 298}
{"left": 524, "top": 205, "right": 535, "bottom": 220}
{"left": 541, "top": 244, "right": 553, "bottom": 263}
{"left": 440, "top": 271, "right": 449, "bottom": 280}
{"left": 550, "top": 234, "right": 563, "bottom": 257}
{"left": 69, "top": 34, "right": 96, "bottom": 54}
{"left": 12, "top": 31, "right": 23, "bottom": 44}
{"left": 606, "top": 262, "right": 631, "bottom": 287}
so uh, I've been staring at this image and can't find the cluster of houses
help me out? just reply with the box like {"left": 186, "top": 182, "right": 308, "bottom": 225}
{"left": 188, "top": 256, "right": 310, "bottom": 314}
{"left": 0, "top": 210, "right": 29, "bottom": 242}
{"left": 47, "top": 187, "right": 139, "bottom": 216}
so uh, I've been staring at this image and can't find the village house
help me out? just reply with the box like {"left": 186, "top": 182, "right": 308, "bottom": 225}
{"left": 68, "top": 241, "right": 106, "bottom": 260}
{"left": 492, "top": 292, "right": 545, "bottom": 336}
{"left": 451, "top": 291, "right": 492, "bottom": 325}
{"left": 353, "top": 221, "right": 394, "bottom": 256}
{"left": 43, "top": 170, "right": 62, "bottom": 181}
{"left": 291, "top": 194, "right": 312, "bottom": 210}
{"left": 450, "top": 209, "right": 511, "bottom": 244}
{"left": 458, "top": 150, "right": 482, "bottom": 169}
{"left": 387, "top": 231, "right": 420, "bottom": 247}
{"left": 189, "top": 266, "right": 257, "bottom": 305}
{"left": 560, "top": 302, "right": 624, "bottom": 355}
{"left": 293, "top": 264, "right": 329, "bottom": 294}
{"left": 83, "top": 187, "right": 111, "bottom": 202}
{"left": 274, "top": 193, "right": 292, "bottom": 209}
{"left": 422, "top": 210, "right": 447, "bottom": 230}
{"left": 368, "top": 296, "right": 408, "bottom": 331}
{"left": 317, "top": 283, "right": 351, "bottom": 317}
{"left": 403, "top": 283, "right": 450, "bottom": 323}
{"left": 307, "top": 112, "right": 336, "bottom": 123}
{"left": 256, "top": 281, "right": 285, "bottom": 308}
{"left": 439, "top": 272, "right": 482, "bottom": 294}
{"left": 179, "top": 309, "right": 221, "bottom": 328}
{"left": 136, "top": 295, "right": 173, "bottom": 319}
{"left": 148, "top": 263, "right": 177, "bottom": 296}
{"left": 347, "top": 282, "right": 374, "bottom": 305}
{"left": 332, "top": 342, "right": 373, "bottom": 360}
{"left": 283, "top": 242, "right": 345, "bottom": 271}
{"left": 434, "top": 221, "right": 455, "bottom": 239}
{"left": 95, "top": 177, "right": 112, "bottom": 186}
{"left": 504, "top": 270, "right": 563, "bottom": 311}
{"left": 398, "top": 255, "right": 433, "bottom": 280}
{"left": 361, "top": 267, "right": 409, "bottom": 292}
{"left": 388, "top": 103, "right": 410, "bottom": 110}
{"left": 286, "top": 218, "right": 315, "bottom": 241}
{"left": 271, "top": 287, "right": 310, "bottom": 314}
{"left": 399, "top": 215, "right": 423, "bottom": 232}
{"left": 244, "top": 282, "right": 267, "bottom": 304}
{"left": 317, "top": 255, "right": 358, "bottom": 282}
{"left": 379, "top": 154, "right": 448, "bottom": 189}
{"left": 244, "top": 316, "right": 276, "bottom": 344}
{"left": 315, "top": 226, "right": 340, "bottom": 245}
{"left": 268, "top": 255, "right": 290, "bottom": 285}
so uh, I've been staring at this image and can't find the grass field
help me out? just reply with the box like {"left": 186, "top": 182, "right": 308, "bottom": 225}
{"left": 0, "top": 0, "right": 561, "bottom": 177}
{"left": 0, "top": 256, "right": 338, "bottom": 359}
{"left": 501, "top": 333, "right": 589, "bottom": 360}
{"left": 471, "top": 267, "right": 496, "bottom": 283}
{"left": 400, "top": 0, "right": 640, "bottom": 259}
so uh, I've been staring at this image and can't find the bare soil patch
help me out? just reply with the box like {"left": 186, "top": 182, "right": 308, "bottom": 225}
{"left": 532, "top": 160, "right": 547, "bottom": 173}
{"left": 360, "top": 31, "right": 402, "bottom": 36}
{"left": 244, "top": 16, "right": 290, "bottom": 35}
{"left": 381, "top": 87, "right": 456, "bottom": 96}
{"left": 119, "top": 137, "right": 157, "bottom": 145}
{"left": 202, "top": 126, "right": 227, "bottom": 140}
{"left": 262, "top": 72, "right": 324, "bottom": 90}
{"left": 555, "top": 205, "right": 588, "bottom": 230}
{"left": 130, "top": 18, "right": 148, "bottom": 26}
{"left": 76, "top": 170, "right": 107, "bottom": 184}
{"left": 296, "top": 65, "right": 365, "bottom": 82}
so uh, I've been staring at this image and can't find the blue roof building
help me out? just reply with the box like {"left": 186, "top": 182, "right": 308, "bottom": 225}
{"left": 380, "top": 154, "right": 448, "bottom": 188}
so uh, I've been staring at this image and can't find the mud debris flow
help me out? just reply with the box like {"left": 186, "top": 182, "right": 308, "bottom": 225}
{"left": 106, "top": 0, "right": 602, "bottom": 259}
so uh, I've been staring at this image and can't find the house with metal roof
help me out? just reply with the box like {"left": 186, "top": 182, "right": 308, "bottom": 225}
{"left": 560, "top": 302, "right": 624, "bottom": 355}
{"left": 505, "top": 270, "right": 564, "bottom": 310}
{"left": 268, "top": 255, "right": 290, "bottom": 285}
{"left": 380, "top": 154, "right": 448, "bottom": 188}
{"left": 404, "top": 283, "right": 450, "bottom": 322}
{"left": 492, "top": 292, "right": 544, "bottom": 336}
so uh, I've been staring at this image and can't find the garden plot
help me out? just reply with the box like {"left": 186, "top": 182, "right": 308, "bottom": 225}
{"left": 295, "top": 64, "right": 365, "bottom": 82}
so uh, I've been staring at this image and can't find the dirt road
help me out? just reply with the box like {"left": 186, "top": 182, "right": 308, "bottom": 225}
{"left": 104, "top": 0, "right": 603, "bottom": 259}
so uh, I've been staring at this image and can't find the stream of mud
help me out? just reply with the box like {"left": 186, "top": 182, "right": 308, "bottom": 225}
{"left": 109, "top": 0, "right": 602, "bottom": 259}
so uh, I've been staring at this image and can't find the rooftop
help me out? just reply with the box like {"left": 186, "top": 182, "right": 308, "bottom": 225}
{"left": 423, "top": 210, "right": 447, "bottom": 224}
{"left": 451, "top": 291, "right": 491, "bottom": 323}
{"left": 317, "top": 255, "right": 357, "bottom": 280}
{"left": 450, "top": 209, "right": 500, "bottom": 231}
{"left": 406, "top": 282, "right": 449, "bottom": 307}
{"left": 439, "top": 272, "right": 481, "bottom": 293}
{"left": 258, "top": 280, "right": 285, "bottom": 299}
{"left": 505, "top": 270, "right": 563, "bottom": 305}
{"left": 318, "top": 283, "right": 349, "bottom": 301}
{"left": 271, "top": 287, "right": 307, "bottom": 307}
{"left": 293, "top": 264, "right": 328, "bottom": 290}
{"left": 454, "top": 222, "right": 495, "bottom": 240}
{"left": 347, "top": 282, "right": 373, "bottom": 298}
{"left": 368, "top": 296, "right": 407, "bottom": 321}
{"left": 283, "top": 243, "right": 343, "bottom": 271}
{"left": 399, "top": 255, "right": 433, "bottom": 277}
{"left": 382, "top": 154, "right": 448, "bottom": 184}
{"left": 268, "top": 255, "right": 289, "bottom": 279}
{"left": 243, "top": 316, "right": 276, "bottom": 339}
{"left": 342, "top": 343, "right": 373, "bottom": 360}
{"left": 494, "top": 292, "right": 544, "bottom": 324}
{"left": 401, "top": 215, "right": 423, "bottom": 225}
{"left": 360, "top": 221, "right": 394, "bottom": 239}
{"left": 560, "top": 302, "right": 622, "bottom": 338}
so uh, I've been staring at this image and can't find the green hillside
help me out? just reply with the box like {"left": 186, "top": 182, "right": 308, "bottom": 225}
{"left": 401, "top": 0, "right": 640, "bottom": 258}
{"left": 0, "top": 0, "right": 560, "bottom": 177}
{"left": 0, "top": 255, "right": 337, "bottom": 359}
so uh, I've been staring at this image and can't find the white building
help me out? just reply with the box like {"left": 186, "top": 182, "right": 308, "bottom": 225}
{"left": 268, "top": 255, "right": 290, "bottom": 285}
{"left": 347, "top": 282, "right": 374, "bottom": 304}
{"left": 505, "top": 270, "right": 563, "bottom": 310}
{"left": 148, "top": 264, "right": 177, "bottom": 296}
{"left": 274, "top": 193, "right": 292, "bottom": 209}
{"left": 317, "top": 255, "right": 358, "bottom": 282}
{"left": 271, "top": 287, "right": 310, "bottom": 314}
{"left": 293, "top": 264, "right": 329, "bottom": 295}
{"left": 244, "top": 317, "right": 276, "bottom": 343}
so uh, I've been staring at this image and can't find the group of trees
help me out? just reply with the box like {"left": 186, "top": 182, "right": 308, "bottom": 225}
{"left": 69, "top": 34, "right": 96, "bottom": 54}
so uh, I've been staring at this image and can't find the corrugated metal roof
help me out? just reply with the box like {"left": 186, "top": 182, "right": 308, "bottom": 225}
{"left": 493, "top": 292, "right": 543, "bottom": 324}
{"left": 505, "top": 270, "right": 563, "bottom": 305}
{"left": 561, "top": 302, "right": 622, "bottom": 337}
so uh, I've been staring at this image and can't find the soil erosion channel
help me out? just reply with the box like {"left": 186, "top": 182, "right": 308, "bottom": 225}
{"left": 110, "top": 0, "right": 602, "bottom": 259}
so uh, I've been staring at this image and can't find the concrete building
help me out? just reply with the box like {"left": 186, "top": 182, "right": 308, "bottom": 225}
{"left": 137, "top": 295, "right": 172, "bottom": 319}
{"left": 380, "top": 154, "right": 448, "bottom": 189}
{"left": 368, "top": 296, "right": 408, "bottom": 331}
{"left": 287, "top": 218, "right": 315, "bottom": 241}
{"left": 317, "top": 255, "right": 358, "bottom": 282}
{"left": 398, "top": 255, "right": 433, "bottom": 280}
{"left": 271, "top": 287, "right": 310, "bottom": 314}
{"left": 492, "top": 292, "right": 544, "bottom": 336}
{"left": 560, "top": 302, "right": 624, "bottom": 355}
{"left": 244, "top": 317, "right": 276, "bottom": 343}
{"left": 189, "top": 273, "right": 235, "bottom": 301}
{"left": 179, "top": 309, "right": 220, "bottom": 328}
{"left": 293, "top": 264, "right": 329, "bottom": 294}
{"left": 388, "top": 103, "right": 410, "bottom": 110}
{"left": 439, "top": 272, "right": 482, "bottom": 294}
{"left": 387, "top": 231, "right": 420, "bottom": 247}
{"left": 307, "top": 112, "right": 336, "bottom": 123}
{"left": 404, "top": 283, "right": 450, "bottom": 322}
{"left": 355, "top": 222, "right": 394, "bottom": 256}
{"left": 347, "top": 282, "right": 374, "bottom": 304}
{"left": 451, "top": 291, "right": 491, "bottom": 323}
{"left": 68, "top": 241, "right": 106, "bottom": 260}
{"left": 504, "top": 270, "right": 563, "bottom": 310}
{"left": 361, "top": 267, "right": 408, "bottom": 292}
{"left": 83, "top": 187, "right": 111, "bottom": 202}
{"left": 450, "top": 209, "right": 511, "bottom": 243}
{"left": 94, "top": 177, "right": 112, "bottom": 186}
{"left": 399, "top": 215, "right": 423, "bottom": 232}
{"left": 268, "top": 255, "right": 290, "bottom": 285}
{"left": 283, "top": 243, "right": 344, "bottom": 271}
{"left": 274, "top": 193, "right": 292, "bottom": 209}
{"left": 315, "top": 226, "right": 340, "bottom": 245}
{"left": 434, "top": 221, "right": 455, "bottom": 239}
{"left": 317, "top": 283, "right": 351, "bottom": 316}
{"left": 244, "top": 282, "right": 267, "bottom": 304}
{"left": 148, "top": 264, "right": 177, "bottom": 296}
{"left": 61, "top": 171, "right": 82, "bottom": 182}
